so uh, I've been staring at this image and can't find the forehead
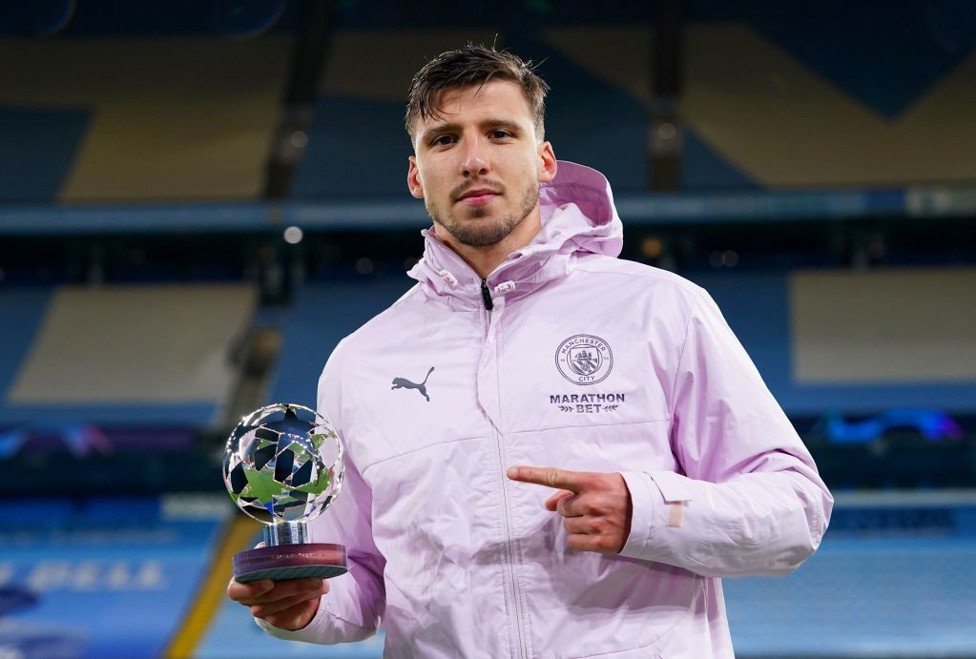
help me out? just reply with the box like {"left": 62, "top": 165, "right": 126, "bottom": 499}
{"left": 416, "top": 79, "right": 534, "bottom": 131}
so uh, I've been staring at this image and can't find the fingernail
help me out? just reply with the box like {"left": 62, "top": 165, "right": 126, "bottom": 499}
{"left": 507, "top": 467, "right": 519, "bottom": 479}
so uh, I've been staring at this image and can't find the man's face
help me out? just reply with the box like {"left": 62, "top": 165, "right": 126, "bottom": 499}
{"left": 407, "top": 80, "right": 557, "bottom": 254}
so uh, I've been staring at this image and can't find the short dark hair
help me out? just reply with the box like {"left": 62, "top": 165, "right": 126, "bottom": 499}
{"left": 405, "top": 44, "right": 549, "bottom": 142}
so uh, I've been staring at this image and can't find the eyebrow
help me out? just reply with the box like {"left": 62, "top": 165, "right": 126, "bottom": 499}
{"left": 420, "top": 118, "right": 525, "bottom": 143}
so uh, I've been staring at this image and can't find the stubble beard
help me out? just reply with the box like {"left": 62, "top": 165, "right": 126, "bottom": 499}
{"left": 428, "top": 183, "right": 540, "bottom": 248}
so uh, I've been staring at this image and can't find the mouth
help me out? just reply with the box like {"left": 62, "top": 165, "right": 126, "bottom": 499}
{"left": 456, "top": 187, "right": 501, "bottom": 206}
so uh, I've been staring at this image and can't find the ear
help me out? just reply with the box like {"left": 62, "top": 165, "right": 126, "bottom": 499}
{"left": 538, "top": 141, "right": 558, "bottom": 183}
{"left": 407, "top": 156, "right": 424, "bottom": 199}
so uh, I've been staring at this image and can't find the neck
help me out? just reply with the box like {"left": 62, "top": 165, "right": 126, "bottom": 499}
{"left": 451, "top": 242, "right": 516, "bottom": 279}
{"left": 437, "top": 211, "right": 542, "bottom": 279}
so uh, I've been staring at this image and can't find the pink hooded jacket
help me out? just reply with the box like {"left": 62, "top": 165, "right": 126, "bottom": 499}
{"left": 260, "top": 161, "right": 833, "bottom": 657}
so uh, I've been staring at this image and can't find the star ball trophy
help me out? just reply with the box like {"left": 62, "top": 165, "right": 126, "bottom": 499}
{"left": 222, "top": 403, "right": 347, "bottom": 582}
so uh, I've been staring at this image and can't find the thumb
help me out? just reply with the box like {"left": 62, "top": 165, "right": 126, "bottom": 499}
{"left": 544, "top": 489, "right": 574, "bottom": 512}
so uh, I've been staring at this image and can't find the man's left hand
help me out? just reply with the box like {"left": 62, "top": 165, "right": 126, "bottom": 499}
{"left": 507, "top": 466, "right": 633, "bottom": 554}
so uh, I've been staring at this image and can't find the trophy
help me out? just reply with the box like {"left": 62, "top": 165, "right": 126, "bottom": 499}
{"left": 222, "top": 403, "right": 347, "bottom": 582}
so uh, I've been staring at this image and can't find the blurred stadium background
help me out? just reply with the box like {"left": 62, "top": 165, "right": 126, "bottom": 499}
{"left": 1, "top": 0, "right": 975, "bottom": 657}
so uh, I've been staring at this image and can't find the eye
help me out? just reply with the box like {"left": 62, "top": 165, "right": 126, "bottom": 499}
{"left": 490, "top": 129, "right": 512, "bottom": 140}
{"left": 429, "top": 134, "right": 456, "bottom": 148}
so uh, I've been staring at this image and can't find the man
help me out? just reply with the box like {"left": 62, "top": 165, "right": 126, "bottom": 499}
{"left": 229, "top": 44, "right": 832, "bottom": 657}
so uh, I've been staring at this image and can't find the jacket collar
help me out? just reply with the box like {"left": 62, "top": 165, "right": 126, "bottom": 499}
{"left": 407, "top": 161, "right": 623, "bottom": 310}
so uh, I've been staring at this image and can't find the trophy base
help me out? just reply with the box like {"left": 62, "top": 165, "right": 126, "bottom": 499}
{"left": 233, "top": 543, "right": 347, "bottom": 583}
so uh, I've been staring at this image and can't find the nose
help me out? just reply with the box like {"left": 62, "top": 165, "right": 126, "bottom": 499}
{"left": 459, "top": 135, "right": 489, "bottom": 178}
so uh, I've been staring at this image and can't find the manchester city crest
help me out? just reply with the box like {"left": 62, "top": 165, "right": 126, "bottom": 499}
{"left": 555, "top": 334, "right": 613, "bottom": 385}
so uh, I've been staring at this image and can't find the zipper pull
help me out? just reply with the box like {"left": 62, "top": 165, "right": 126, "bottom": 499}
{"left": 480, "top": 279, "right": 494, "bottom": 311}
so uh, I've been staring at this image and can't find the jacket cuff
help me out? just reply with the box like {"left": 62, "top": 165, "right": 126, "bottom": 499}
{"left": 618, "top": 470, "right": 695, "bottom": 561}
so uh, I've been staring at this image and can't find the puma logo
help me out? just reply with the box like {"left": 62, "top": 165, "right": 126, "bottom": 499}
{"left": 391, "top": 366, "right": 435, "bottom": 402}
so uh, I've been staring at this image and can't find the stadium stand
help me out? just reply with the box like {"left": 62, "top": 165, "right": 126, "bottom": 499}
{"left": 2, "top": 283, "right": 257, "bottom": 426}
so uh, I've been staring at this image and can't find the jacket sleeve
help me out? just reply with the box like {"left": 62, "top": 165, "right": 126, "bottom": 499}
{"left": 257, "top": 348, "right": 386, "bottom": 644}
{"left": 618, "top": 290, "right": 833, "bottom": 577}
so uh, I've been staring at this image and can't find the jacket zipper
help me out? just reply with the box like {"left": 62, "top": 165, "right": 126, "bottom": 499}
{"left": 482, "top": 295, "right": 528, "bottom": 658}
{"left": 480, "top": 279, "right": 494, "bottom": 310}
{"left": 496, "top": 428, "right": 528, "bottom": 658}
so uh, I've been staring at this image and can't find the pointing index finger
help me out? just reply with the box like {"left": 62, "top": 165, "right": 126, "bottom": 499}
{"left": 507, "top": 466, "right": 583, "bottom": 492}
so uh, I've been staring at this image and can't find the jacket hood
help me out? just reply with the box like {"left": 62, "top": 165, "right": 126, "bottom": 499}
{"left": 408, "top": 161, "right": 623, "bottom": 309}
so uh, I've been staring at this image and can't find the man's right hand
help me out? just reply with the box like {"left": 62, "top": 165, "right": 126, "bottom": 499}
{"left": 226, "top": 577, "right": 328, "bottom": 631}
